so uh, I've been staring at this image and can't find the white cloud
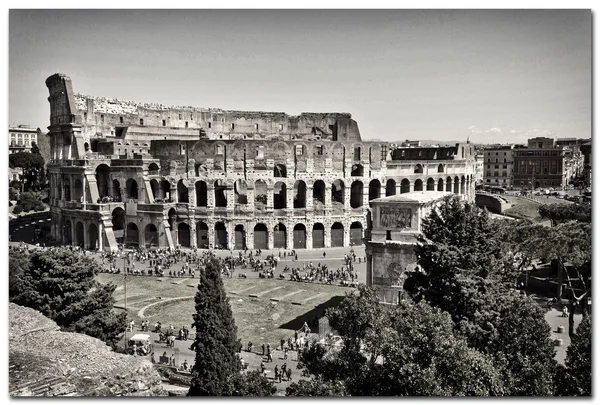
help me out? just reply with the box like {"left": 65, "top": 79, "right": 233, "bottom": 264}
{"left": 509, "top": 130, "right": 522, "bottom": 134}
{"left": 488, "top": 127, "right": 502, "bottom": 134}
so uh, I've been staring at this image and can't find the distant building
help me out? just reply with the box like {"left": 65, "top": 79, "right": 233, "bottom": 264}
{"left": 474, "top": 152, "right": 484, "bottom": 187}
{"left": 483, "top": 145, "right": 514, "bottom": 189}
{"left": 512, "top": 137, "right": 582, "bottom": 189}
{"left": 9, "top": 125, "right": 39, "bottom": 154}
{"left": 365, "top": 191, "right": 452, "bottom": 304}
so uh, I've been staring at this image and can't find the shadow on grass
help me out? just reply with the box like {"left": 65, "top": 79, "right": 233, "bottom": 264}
{"left": 278, "top": 296, "right": 345, "bottom": 332}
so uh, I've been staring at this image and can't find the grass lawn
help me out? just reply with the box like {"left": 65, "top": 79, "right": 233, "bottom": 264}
{"left": 96, "top": 273, "right": 354, "bottom": 346}
{"left": 502, "top": 195, "right": 543, "bottom": 222}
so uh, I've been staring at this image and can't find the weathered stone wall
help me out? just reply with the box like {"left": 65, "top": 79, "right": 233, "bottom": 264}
{"left": 9, "top": 303, "right": 167, "bottom": 397}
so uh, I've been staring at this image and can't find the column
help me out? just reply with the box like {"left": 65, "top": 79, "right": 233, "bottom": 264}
{"left": 363, "top": 185, "right": 369, "bottom": 207}
{"left": 325, "top": 185, "right": 332, "bottom": 208}
{"left": 306, "top": 222, "right": 313, "bottom": 249}
{"left": 286, "top": 181, "right": 294, "bottom": 211}
{"left": 267, "top": 225, "right": 274, "bottom": 250}
{"left": 227, "top": 221, "right": 234, "bottom": 250}
{"left": 189, "top": 185, "right": 196, "bottom": 207}
{"left": 208, "top": 221, "right": 215, "bottom": 249}
{"left": 343, "top": 222, "right": 350, "bottom": 247}
{"left": 306, "top": 186, "right": 313, "bottom": 211}
{"left": 190, "top": 221, "right": 197, "bottom": 249}
{"left": 366, "top": 254, "right": 373, "bottom": 287}
{"left": 226, "top": 186, "right": 235, "bottom": 210}
{"left": 207, "top": 184, "right": 215, "bottom": 208}
{"left": 343, "top": 186, "right": 351, "bottom": 210}
{"left": 267, "top": 185, "right": 274, "bottom": 209}
{"left": 381, "top": 185, "right": 387, "bottom": 198}
{"left": 286, "top": 222, "right": 293, "bottom": 250}
{"left": 98, "top": 222, "right": 104, "bottom": 251}
{"left": 324, "top": 224, "right": 331, "bottom": 248}
{"left": 247, "top": 222, "right": 254, "bottom": 250}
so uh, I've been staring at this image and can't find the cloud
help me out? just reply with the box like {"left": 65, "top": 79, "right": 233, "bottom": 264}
{"left": 509, "top": 130, "right": 522, "bottom": 134}
{"left": 488, "top": 127, "right": 502, "bottom": 134}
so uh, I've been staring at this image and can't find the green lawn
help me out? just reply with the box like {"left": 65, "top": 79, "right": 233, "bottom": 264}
{"left": 96, "top": 274, "right": 353, "bottom": 346}
{"left": 502, "top": 195, "right": 543, "bottom": 222}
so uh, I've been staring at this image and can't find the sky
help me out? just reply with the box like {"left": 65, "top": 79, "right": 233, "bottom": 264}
{"left": 8, "top": 9, "right": 592, "bottom": 144}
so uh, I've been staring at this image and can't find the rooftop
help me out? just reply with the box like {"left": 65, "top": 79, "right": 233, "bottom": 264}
{"left": 371, "top": 191, "right": 453, "bottom": 204}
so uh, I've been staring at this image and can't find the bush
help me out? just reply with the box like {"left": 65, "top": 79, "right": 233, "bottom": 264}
{"left": 9, "top": 187, "right": 20, "bottom": 201}
{"left": 12, "top": 205, "right": 23, "bottom": 215}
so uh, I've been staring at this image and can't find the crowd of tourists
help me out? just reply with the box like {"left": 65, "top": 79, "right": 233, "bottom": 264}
{"left": 95, "top": 244, "right": 363, "bottom": 288}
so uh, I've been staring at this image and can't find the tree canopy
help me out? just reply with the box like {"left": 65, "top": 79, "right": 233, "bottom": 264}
{"left": 9, "top": 248, "right": 126, "bottom": 348}
{"left": 188, "top": 257, "right": 274, "bottom": 396}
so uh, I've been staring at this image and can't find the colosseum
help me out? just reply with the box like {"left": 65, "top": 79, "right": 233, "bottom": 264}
{"left": 45, "top": 73, "right": 476, "bottom": 252}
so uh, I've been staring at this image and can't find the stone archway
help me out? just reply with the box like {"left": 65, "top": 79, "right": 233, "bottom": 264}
{"left": 293, "top": 224, "right": 307, "bottom": 249}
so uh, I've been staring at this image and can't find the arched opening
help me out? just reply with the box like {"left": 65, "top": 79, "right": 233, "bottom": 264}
{"left": 160, "top": 180, "right": 171, "bottom": 201}
{"left": 350, "top": 222, "right": 363, "bottom": 246}
{"left": 350, "top": 181, "right": 364, "bottom": 208}
{"left": 75, "top": 222, "right": 84, "bottom": 248}
{"left": 148, "top": 163, "right": 159, "bottom": 175}
{"left": 293, "top": 224, "right": 307, "bottom": 249}
{"left": 112, "top": 179, "right": 122, "bottom": 200}
{"left": 177, "top": 180, "right": 189, "bottom": 203}
{"left": 274, "top": 182, "right": 287, "bottom": 209}
{"left": 437, "top": 178, "right": 444, "bottom": 191}
{"left": 254, "top": 180, "right": 267, "bottom": 208}
{"left": 386, "top": 179, "right": 396, "bottom": 196}
{"left": 274, "top": 164, "right": 287, "bottom": 178}
{"left": 177, "top": 222, "right": 191, "bottom": 248}
{"left": 215, "top": 222, "right": 228, "bottom": 249}
{"left": 293, "top": 180, "right": 306, "bottom": 209}
{"left": 331, "top": 180, "right": 345, "bottom": 205}
{"left": 144, "top": 224, "right": 158, "bottom": 248}
{"left": 90, "top": 140, "right": 99, "bottom": 153}
{"left": 196, "top": 222, "right": 209, "bottom": 248}
{"left": 126, "top": 178, "right": 138, "bottom": 200}
{"left": 369, "top": 179, "right": 381, "bottom": 200}
{"left": 331, "top": 222, "right": 344, "bottom": 248}
{"left": 63, "top": 178, "right": 71, "bottom": 201}
{"left": 446, "top": 176, "right": 452, "bottom": 192}
{"left": 195, "top": 181, "right": 208, "bottom": 207}
{"left": 351, "top": 164, "right": 364, "bottom": 177}
{"left": 88, "top": 223, "right": 99, "bottom": 250}
{"left": 214, "top": 180, "right": 228, "bottom": 207}
{"left": 64, "top": 220, "right": 72, "bottom": 245}
{"left": 454, "top": 176, "right": 460, "bottom": 194}
{"left": 414, "top": 179, "right": 423, "bottom": 192}
{"left": 426, "top": 178, "right": 435, "bottom": 191}
{"left": 73, "top": 178, "right": 83, "bottom": 201}
{"left": 150, "top": 179, "right": 159, "bottom": 201}
{"left": 111, "top": 207, "right": 125, "bottom": 245}
{"left": 461, "top": 176, "right": 466, "bottom": 194}
{"left": 84, "top": 142, "right": 89, "bottom": 152}
{"left": 253, "top": 223, "right": 268, "bottom": 250}
{"left": 168, "top": 208, "right": 177, "bottom": 231}
{"left": 414, "top": 164, "right": 423, "bottom": 174}
{"left": 234, "top": 224, "right": 246, "bottom": 250}
{"left": 400, "top": 179, "right": 410, "bottom": 194}
{"left": 312, "top": 180, "right": 325, "bottom": 209}
{"left": 437, "top": 164, "right": 444, "bottom": 173}
{"left": 95, "top": 164, "right": 111, "bottom": 198}
{"left": 126, "top": 222, "right": 139, "bottom": 248}
{"left": 273, "top": 223, "right": 287, "bottom": 249}
{"left": 312, "top": 223, "right": 325, "bottom": 248}
{"left": 234, "top": 180, "right": 248, "bottom": 205}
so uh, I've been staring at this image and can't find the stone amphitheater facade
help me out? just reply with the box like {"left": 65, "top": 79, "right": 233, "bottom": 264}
{"left": 45, "top": 74, "right": 476, "bottom": 252}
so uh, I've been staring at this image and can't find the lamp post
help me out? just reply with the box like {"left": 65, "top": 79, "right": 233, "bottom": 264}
{"left": 123, "top": 252, "right": 131, "bottom": 352}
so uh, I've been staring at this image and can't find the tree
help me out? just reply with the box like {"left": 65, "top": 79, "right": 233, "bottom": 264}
{"left": 294, "top": 286, "right": 505, "bottom": 396}
{"left": 9, "top": 152, "right": 45, "bottom": 191}
{"left": 230, "top": 371, "right": 277, "bottom": 396}
{"left": 555, "top": 316, "right": 591, "bottom": 396}
{"left": 286, "top": 378, "right": 347, "bottom": 397}
{"left": 9, "top": 248, "right": 126, "bottom": 348}
{"left": 403, "top": 197, "right": 557, "bottom": 395}
{"left": 18, "top": 191, "right": 45, "bottom": 212}
{"left": 188, "top": 258, "right": 248, "bottom": 396}
{"left": 30, "top": 141, "right": 40, "bottom": 155}
{"left": 539, "top": 203, "right": 591, "bottom": 226}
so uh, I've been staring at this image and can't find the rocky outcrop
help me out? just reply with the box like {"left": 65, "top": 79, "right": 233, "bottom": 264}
{"left": 9, "top": 303, "right": 167, "bottom": 397}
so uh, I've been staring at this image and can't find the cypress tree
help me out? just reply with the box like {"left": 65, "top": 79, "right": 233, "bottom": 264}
{"left": 188, "top": 258, "right": 240, "bottom": 396}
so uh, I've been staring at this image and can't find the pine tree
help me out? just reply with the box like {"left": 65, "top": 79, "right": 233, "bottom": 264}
{"left": 188, "top": 258, "right": 241, "bottom": 396}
